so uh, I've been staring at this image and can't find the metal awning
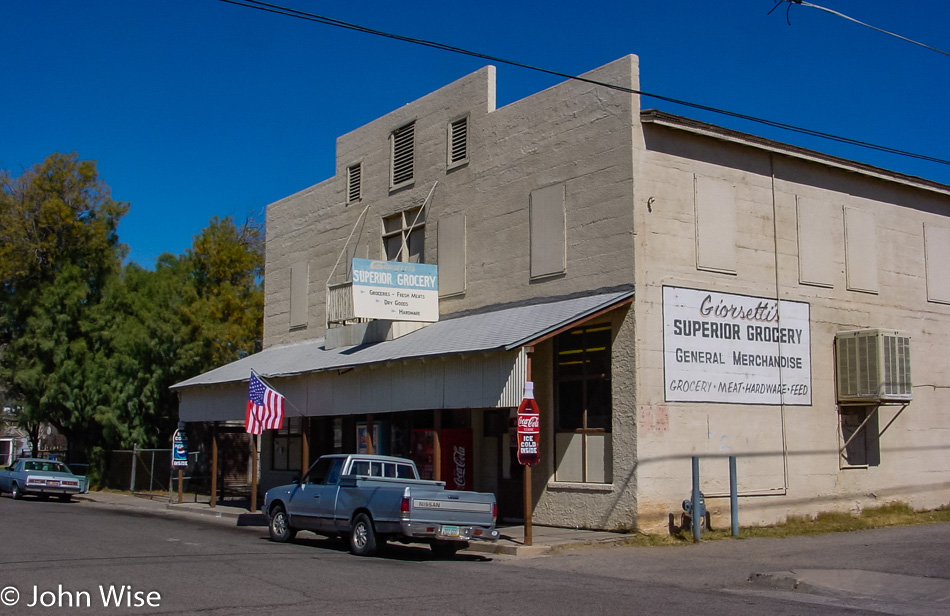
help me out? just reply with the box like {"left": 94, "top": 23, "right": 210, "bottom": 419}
{"left": 173, "top": 288, "right": 633, "bottom": 422}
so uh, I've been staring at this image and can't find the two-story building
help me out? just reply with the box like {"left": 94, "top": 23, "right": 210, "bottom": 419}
{"left": 173, "top": 54, "right": 950, "bottom": 532}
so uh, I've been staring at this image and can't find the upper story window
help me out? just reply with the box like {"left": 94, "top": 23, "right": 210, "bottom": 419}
{"left": 390, "top": 122, "right": 415, "bottom": 188}
{"left": 383, "top": 206, "right": 425, "bottom": 263}
{"left": 448, "top": 116, "right": 469, "bottom": 168}
{"left": 346, "top": 163, "right": 362, "bottom": 204}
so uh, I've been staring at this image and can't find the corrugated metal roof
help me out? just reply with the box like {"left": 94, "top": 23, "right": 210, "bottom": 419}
{"left": 171, "top": 289, "right": 633, "bottom": 390}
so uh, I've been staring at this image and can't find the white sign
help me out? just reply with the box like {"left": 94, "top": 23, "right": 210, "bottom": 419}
{"left": 351, "top": 258, "right": 439, "bottom": 322}
{"left": 663, "top": 286, "right": 811, "bottom": 405}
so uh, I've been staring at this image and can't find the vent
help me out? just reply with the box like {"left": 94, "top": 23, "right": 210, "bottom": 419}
{"left": 346, "top": 163, "right": 361, "bottom": 204}
{"left": 835, "top": 329, "right": 912, "bottom": 403}
{"left": 391, "top": 122, "right": 414, "bottom": 187}
{"left": 449, "top": 116, "right": 468, "bottom": 164}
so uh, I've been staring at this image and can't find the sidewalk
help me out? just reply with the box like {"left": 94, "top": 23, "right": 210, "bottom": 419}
{"left": 76, "top": 490, "right": 626, "bottom": 556}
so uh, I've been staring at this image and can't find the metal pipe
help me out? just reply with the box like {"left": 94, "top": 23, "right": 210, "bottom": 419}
{"left": 691, "top": 456, "right": 701, "bottom": 543}
{"left": 729, "top": 455, "right": 739, "bottom": 537}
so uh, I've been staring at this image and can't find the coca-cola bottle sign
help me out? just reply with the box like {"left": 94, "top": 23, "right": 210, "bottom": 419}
{"left": 517, "top": 382, "right": 540, "bottom": 466}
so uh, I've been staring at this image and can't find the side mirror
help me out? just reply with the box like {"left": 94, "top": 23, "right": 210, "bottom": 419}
{"left": 292, "top": 476, "right": 301, "bottom": 485}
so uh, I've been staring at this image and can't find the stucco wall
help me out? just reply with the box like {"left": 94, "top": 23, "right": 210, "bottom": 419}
{"left": 633, "top": 125, "right": 950, "bottom": 532}
{"left": 263, "top": 56, "right": 639, "bottom": 347}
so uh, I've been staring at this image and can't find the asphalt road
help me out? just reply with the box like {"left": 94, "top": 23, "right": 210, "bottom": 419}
{"left": 1, "top": 494, "right": 948, "bottom": 615}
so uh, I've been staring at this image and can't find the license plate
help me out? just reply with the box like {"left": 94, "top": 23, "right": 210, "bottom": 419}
{"left": 46, "top": 480, "right": 59, "bottom": 486}
{"left": 440, "top": 525, "right": 460, "bottom": 538}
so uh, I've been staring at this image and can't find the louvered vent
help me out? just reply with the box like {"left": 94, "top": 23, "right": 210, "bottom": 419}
{"left": 835, "top": 329, "right": 912, "bottom": 403}
{"left": 346, "top": 163, "right": 361, "bottom": 203}
{"left": 391, "top": 122, "right": 414, "bottom": 186}
{"left": 450, "top": 117, "right": 468, "bottom": 164}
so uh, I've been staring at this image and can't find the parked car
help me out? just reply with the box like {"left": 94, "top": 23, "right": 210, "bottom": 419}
{"left": 263, "top": 454, "right": 499, "bottom": 557}
{"left": 0, "top": 458, "right": 89, "bottom": 502}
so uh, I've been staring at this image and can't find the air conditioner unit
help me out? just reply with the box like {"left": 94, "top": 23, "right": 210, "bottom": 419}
{"left": 835, "top": 329, "right": 912, "bottom": 404}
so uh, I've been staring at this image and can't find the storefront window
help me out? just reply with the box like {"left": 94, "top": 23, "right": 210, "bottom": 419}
{"left": 272, "top": 416, "right": 302, "bottom": 471}
{"left": 554, "top": 324, "right": 612, "bottom": 483}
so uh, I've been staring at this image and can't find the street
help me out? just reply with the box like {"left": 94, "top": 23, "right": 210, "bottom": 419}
{"left": 1, "top": 494, "right": 948, "bottom": 615}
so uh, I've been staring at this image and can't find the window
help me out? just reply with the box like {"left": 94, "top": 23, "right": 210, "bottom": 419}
{"left": 438, "top": 214, "right": 466, "bottom": 296}
{"left": 391, "top": 122, "right": 415, "bottom": 188}
{"left": 924, "top": 223, "right": 950, "bottom": 303}
{"left": 272, "top": 417, "right": 302, "bottom": 471}
{"left": 346, "top": 163, "right": 362, "bottom": 204}
{"left": 529, "top": 184, "right": 566, "bottom": 279}
{"left": 844, "top": 206, "right": 879, "bottom": 294}
{"left": 448, "top": 116, "right": 468, "bottom": 167}
{"left": 306, "top": 457, "right": 344, "bottom": 485}
{"left": 289, "top": 261, "right": 308, "bottom": 329}
{"left": 839, "top": 407, "right": 881, "bottom": 467}
{"left": 383, "top": 207, "right": 425, "bottom": 263}
{"left": 554, "top": 324, "right": 612, "bottom": 483}
{"left": 694, "top": 176, "right": 736, "bottom": 274}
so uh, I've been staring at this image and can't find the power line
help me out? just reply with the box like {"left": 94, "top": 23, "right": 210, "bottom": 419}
{"left": 217, "top": 0, "right": 950, "bottom": 168}
{"left": 772, "top": 1, "right": 950, "bottom": 58}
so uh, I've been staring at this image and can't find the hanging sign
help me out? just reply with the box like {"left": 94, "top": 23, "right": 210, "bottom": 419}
{"left": 517, "top": 382, "right": 540, "bottom": 466}
{"left": 172, "top": 430, "right": 188, "bottom": 468}
{"left": 351, "top": 258, "right": 439, "bottom": 322}
{"left": 663, "top": 286, "right": 812, "bottom": 405}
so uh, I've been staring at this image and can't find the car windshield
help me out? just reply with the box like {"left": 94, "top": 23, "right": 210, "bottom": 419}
{"left": 24, "top": 461, "right": 68, "bottom": 474}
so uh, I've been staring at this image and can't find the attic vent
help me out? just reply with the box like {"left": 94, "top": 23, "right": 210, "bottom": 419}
{"left": 346, "top": 163, "right": 362, "bottom": 204}
{"left": 391, "top": 122, "right": 415, "bottom": 187}
{"left": 449, "top": 116, "right": 468, "bottom": 164}
{"left": 835, "top": 329, "right": 912, "bottom": 404}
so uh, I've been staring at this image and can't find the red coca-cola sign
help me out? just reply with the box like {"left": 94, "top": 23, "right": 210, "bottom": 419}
{"left": 517, "top": 382, "right": 540, "bottom": 466}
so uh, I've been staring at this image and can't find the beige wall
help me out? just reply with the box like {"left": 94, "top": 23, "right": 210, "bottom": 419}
{"left": 633, "top": 126, "right": 950, "bottom": 532}
{"left": 264, "top": 56, "right": 639, "bottom": 347}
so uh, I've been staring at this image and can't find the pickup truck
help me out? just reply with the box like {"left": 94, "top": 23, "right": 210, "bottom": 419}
{"left": 263, "top": 454, "right": 499, "bottom": 557}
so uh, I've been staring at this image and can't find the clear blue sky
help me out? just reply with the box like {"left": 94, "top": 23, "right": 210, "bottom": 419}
{"left": 3, "top": 1, "right": 949, "bottom": 268}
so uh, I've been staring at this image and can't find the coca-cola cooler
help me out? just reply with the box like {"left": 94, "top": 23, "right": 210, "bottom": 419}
{"left": 410, "top": 428, "right": 473, "bottom": 491}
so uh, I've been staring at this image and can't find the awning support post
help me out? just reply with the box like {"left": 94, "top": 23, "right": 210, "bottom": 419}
{"left": 250, "top": 435, "right": 259, "bottom": 513}
{"left": 524, "top": 346, "right": 534, "bottom": 547}
{"left": 210, "top": 423, "right": 218, "bottom": 508}
{"left": 433, "top": 410, "right": 442, "bottom": 482}
{"left": 301, "top": 417, "right": 310, "bottom": 474}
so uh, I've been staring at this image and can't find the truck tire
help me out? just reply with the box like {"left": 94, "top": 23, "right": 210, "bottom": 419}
{"left": 268, "top": 505, "right": 297, "bottom": 542}
{"left": 430, "top": 540, "right": 465, "bottom": 558}
{"left": 350, "top": 513, "right": 377, "bottom": 556}
{"left": 11, "top": 482, "right": 23, "bottom": 500}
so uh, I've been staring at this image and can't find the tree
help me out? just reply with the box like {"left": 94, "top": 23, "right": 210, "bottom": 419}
{"left": 0, "top": 153, "right": 127, "bottom": 459}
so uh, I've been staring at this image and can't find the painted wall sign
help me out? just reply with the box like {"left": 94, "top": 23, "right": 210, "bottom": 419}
{"left": 351, "top": 258, "right": 439, "bottom": 322}
{"left": 663, "top": 286, "right": 812, "bottom": 405}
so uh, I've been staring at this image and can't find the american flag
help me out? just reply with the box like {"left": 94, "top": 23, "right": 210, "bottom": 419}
{"left": 246, "top": 371, "right": 285, "bottom": 434}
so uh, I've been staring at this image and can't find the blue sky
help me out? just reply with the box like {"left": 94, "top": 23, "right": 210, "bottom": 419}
{"left": 3, "top": 1, "right": 949, "bottom": 268}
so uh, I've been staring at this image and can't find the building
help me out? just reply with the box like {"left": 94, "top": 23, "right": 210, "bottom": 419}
{"left": 173, "top": 55, "right": 950, "bottom": 532}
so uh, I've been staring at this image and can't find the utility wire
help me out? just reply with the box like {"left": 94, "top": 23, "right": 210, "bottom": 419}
{"left": 217, "top": 0, "right": 950, "bottom": 168}
{"left": 772, "top": 1, "right": 950, "bottom": 58}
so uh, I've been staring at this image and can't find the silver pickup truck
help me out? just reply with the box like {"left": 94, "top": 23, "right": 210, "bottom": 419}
{"left": 263, "top": 454, "right": 499, "bottom": 557}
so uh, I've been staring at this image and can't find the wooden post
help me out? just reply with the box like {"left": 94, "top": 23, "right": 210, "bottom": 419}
{"left": 301, "top": 417, "right": 310, "bottom": 475}
{"left": 524, "top": 346, "right": 534, "bottom": 547}
{"left": 366, "top": 414, "right": 375, "bottom": 454}
{"left": 210, "top": 424, "right": 218, "bottom": 509}
{"left": 250, "top": 435, "right": 259, "bottom": 513}
{"left": 433, "top": 410, "right": 442, "bottom": 482}
{"left": 177, "top": 469, "right": 183, "bottom": 504}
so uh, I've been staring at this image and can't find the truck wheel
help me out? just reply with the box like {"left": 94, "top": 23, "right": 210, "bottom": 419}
{"left": 268, "top": 505, "right": 297, "bottom": 542}
{"left": 11, "top": 482, "right": 23, "bottom": 500}
{"left": 350, "top": 513, "right": 377, "bottom": 556}
{"left": 430, "top": 540, "right": 464, "bottom": 558}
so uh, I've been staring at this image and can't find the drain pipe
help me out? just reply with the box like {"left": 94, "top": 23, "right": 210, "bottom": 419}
{"left": 729, "top": 455, "right": 739, "bottom": 537}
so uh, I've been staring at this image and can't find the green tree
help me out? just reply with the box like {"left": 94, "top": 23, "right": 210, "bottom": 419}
{"left": 0, "top": 153, "right": 127, "bottom": 458}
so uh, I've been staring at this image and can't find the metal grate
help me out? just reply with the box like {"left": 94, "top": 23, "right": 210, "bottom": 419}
{"left": 391, "top": 122, "right": 414, "bottom": 186}
{"left": 450, "top": 117, "right": 468, "bottom": 163}
{"left": 346, "top": 163, "right": 361, "bottom": 203}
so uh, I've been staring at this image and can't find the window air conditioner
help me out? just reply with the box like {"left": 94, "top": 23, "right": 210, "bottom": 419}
{"left": 835, "top": 329, "right": 912, "bottom": 404}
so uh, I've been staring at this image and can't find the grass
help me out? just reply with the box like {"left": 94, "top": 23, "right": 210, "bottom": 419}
{"left": 551, "top": 502, "right": 950, "bottom": 550}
